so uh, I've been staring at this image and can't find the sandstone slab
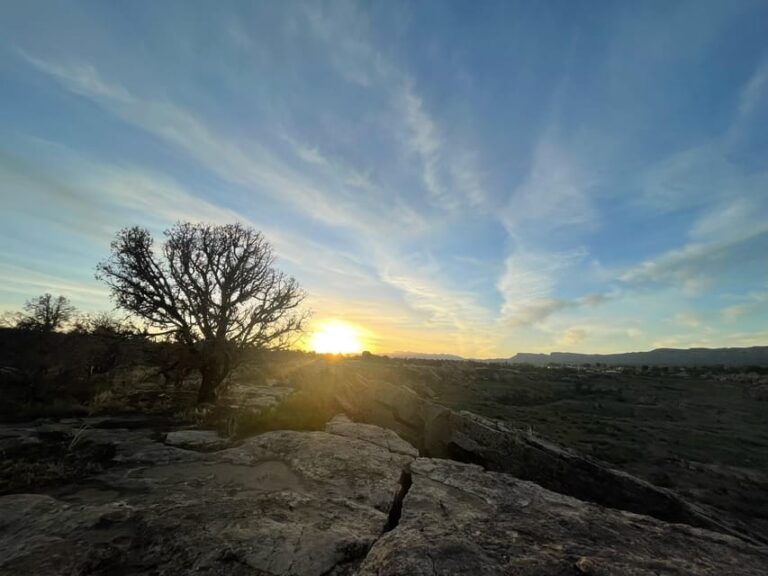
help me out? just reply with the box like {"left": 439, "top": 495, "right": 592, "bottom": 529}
{"left": 0, "top": 421, "right": 416, "bottom": 576}
{"left": 330, "top": 374, "right": 760, "bottom": 542}
{"left": 325, "top": 414, "right": 418, "bottom": 458}
{"left": 358, "top": 458, "right": 768, "bottom": 575}
{"left": 164, "top": 429, "right": 234, "bottom": 451}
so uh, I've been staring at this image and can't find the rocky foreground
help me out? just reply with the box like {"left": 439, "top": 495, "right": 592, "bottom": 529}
{"left": 1, "top": 411, "right": 768, "bottom": 575}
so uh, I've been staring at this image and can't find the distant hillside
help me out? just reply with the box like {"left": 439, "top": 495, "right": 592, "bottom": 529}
{"left": 387, "top": 351, "right": 465, "bottom": 361}
{"left": 492, "top": 346, "right": 768, "bottom": 366}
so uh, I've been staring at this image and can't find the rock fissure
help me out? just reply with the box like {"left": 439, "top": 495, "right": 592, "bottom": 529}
{"left": 355, "top": 458, "right": 768, "bottom": 575}
{"left": 382, "top": 466, "right": 413, "bottom": 533}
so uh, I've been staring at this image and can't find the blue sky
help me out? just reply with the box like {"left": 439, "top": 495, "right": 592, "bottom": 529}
{"left": 1, "top": 0, "right": 767, "bottom": 357}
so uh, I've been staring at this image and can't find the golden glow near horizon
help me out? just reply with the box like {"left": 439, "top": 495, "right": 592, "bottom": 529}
{"left": 310, "top": 320, "right": 364, "bottom": 354}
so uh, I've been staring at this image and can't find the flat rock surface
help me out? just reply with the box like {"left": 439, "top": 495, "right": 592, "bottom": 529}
{"left": 2, "top": 417, "right": 768, "bottom": 575}
{"left": 330, "top": 374, "right": 760, "bottom": 541}
{"left": 358, "top": 458, "right": 768, "bottom": 576}
{"left": 164, "top": 429, "right": 234, "bottom": 451}
{"left": 222, "top": 378, "right": 297, "bottom": 410}
{"left": 325, "top": 414, "right": 418, "bottom": 458}
{"left": 0, "top": 420, "right": 414, "bottom": 576}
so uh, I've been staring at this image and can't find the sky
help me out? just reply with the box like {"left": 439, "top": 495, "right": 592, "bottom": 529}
{"left": 1, "top": 0, "right": 767, "bottom": 357}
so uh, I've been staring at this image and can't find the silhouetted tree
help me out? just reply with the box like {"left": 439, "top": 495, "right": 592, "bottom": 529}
{"left": 97, "top": 222, "right": 308, "bottom": 403}
{"left": 70, "top": 312, "right": 144, "bottom": 339}
{"left": 16, "top": 293, "right": 76, "bottom": 332}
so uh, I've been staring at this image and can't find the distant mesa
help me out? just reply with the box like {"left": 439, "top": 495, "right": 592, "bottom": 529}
{"left": 387, "top": 346, "right": 768, "bottom": 366}
{"left": 493, "top": 346, "right": 768, "bottom": 367}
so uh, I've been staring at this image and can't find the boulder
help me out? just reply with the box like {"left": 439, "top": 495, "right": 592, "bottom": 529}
{"left": 358, "top": 458, "right": 768, "bottom": 575}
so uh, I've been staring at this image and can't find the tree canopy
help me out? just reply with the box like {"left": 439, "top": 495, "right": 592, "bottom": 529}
{"left": 16, "top": 293, "right": 77, "bottom": 332}
{"left": 97, "top": 222, "right": 308, "bottom": 402}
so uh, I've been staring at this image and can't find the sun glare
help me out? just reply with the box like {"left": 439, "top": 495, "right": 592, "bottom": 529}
{"left": 310, "top": 321, "right": 364, "bottom": 354}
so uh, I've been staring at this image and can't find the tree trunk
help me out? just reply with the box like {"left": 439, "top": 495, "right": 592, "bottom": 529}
{"left": 196, "top": 344, "right": 232, "bottom": 404}
{"left": 197, "top": 368, "right": 220, "bottom": 404}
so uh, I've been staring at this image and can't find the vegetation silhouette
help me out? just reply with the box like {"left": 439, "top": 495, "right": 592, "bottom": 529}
{"left": 14, "top": 293, "right": 76, "bottom": 332}
{"left": 96, "top": 222, "right": 309, "bottom": 403}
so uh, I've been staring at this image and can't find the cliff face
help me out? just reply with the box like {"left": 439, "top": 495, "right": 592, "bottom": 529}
{"left": 2, "top": 415, "right": 768, "bottom": 576}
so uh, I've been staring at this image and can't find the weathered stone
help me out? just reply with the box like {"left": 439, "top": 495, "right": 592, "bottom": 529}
{"left": 0, "top": 421, "right": 416, "bottom": 576}
{"left": 0, "top": 426, "right": 41, "bottom": 457}
{"left": 222, "top": 378, "right": 296, "bottom": 410}
{"left": 357, "top": 458, "right": 768, "bottom": 576}
{"left": 330, "top": 374, "right": 760, "bottom": 542}
{"left": 2, "top": 416, "right": 767, "bottom": 574}
{"left": 333, "top": 375, "right": 448, "bottom": 452}
{"left": 325, "top": 414, "right": 418, "bottom": 458}
{"left": 164, "top": 429, "right": 233, "bottom": 452}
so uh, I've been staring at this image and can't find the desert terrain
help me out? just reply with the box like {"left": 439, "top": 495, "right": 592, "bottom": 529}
{"left": 2, "top": 331, "right": 768, "bottom": 574}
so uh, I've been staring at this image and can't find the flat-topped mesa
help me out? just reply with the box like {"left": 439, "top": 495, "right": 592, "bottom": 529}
{"left": 330, "top": 374, "right": 762, "bottom": 544}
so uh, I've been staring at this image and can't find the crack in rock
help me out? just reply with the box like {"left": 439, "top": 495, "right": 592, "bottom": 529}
{"left": 383, "top": 465, "right": 413, "bottom": 533}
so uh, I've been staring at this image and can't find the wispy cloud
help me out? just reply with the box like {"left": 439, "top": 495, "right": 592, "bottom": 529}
{"left": 301, "top": 0, "right": 389, "bottom": 88}
{"left": 450, "top": 151, "right": 488, "bottom": 209}
{"left": 738, "top": 56, "right": 768, "bottom": 119}
{"left": 721, "top": 290, "right": 768, "bottom": 323}
{"left": 19, "top": 51, "right": 132, "bottom": 102}
{"left": 20, "top": 51, "right": 410, "bottom": 238}
{"left": 0, "top": 262, "right": 109, "bottom": 309}
{"left": 1, "top": 139, "right": 381, "bottom": 300}
{"left": 502, "top": 136, "right": 597, "bottom": 239}
{"left": 283, "top": 133, "right": 380, "bottom": 191}
{"left": 299, "top": 1, "right": 487, "bottom": 214}
{"left": 620, "top": 215, "right": 768, "bottom": 295}
{"left": 557, "top": 327, "right": 589, "bottom": 346}
{"left": 721, "top": 304, "right": 749, "bottom": 322}
{"left": 725, "top": 330, "right": 768, "bottom": 347}
{"left": 395, "top": 81, "right": 491, "bottom": 211}
{"left": 1, "top": 139, "right": 246, "bottom": 242}
{"left": 399, "top": 83, "right": 445, "bottom": 204}
{"left": 674, "top": 311, "right": 703, "bottom": 329}
{"left": 497, "top": 248, "right": 590, "bottom": 326}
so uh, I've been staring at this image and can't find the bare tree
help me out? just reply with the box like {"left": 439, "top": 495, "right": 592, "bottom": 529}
{"left": 16, "top": 293, "right": 77, "bottom": 332}
{"left": 97, "top": 222, "right": 308, "bottom": 403}
{"left": 70, "top": 312, "right": 144, "bottom": 339}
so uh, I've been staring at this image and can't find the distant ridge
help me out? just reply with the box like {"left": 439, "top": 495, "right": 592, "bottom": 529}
{"left": 387, "top": 351, "right": 465, "bottom": 361}
{"left": 489, "top": 346, "right": 768, "bottom": 367}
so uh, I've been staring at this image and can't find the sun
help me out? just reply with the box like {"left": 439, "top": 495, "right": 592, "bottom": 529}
{"left": 310, "top": 320, "right": 364, "bottom": 354}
